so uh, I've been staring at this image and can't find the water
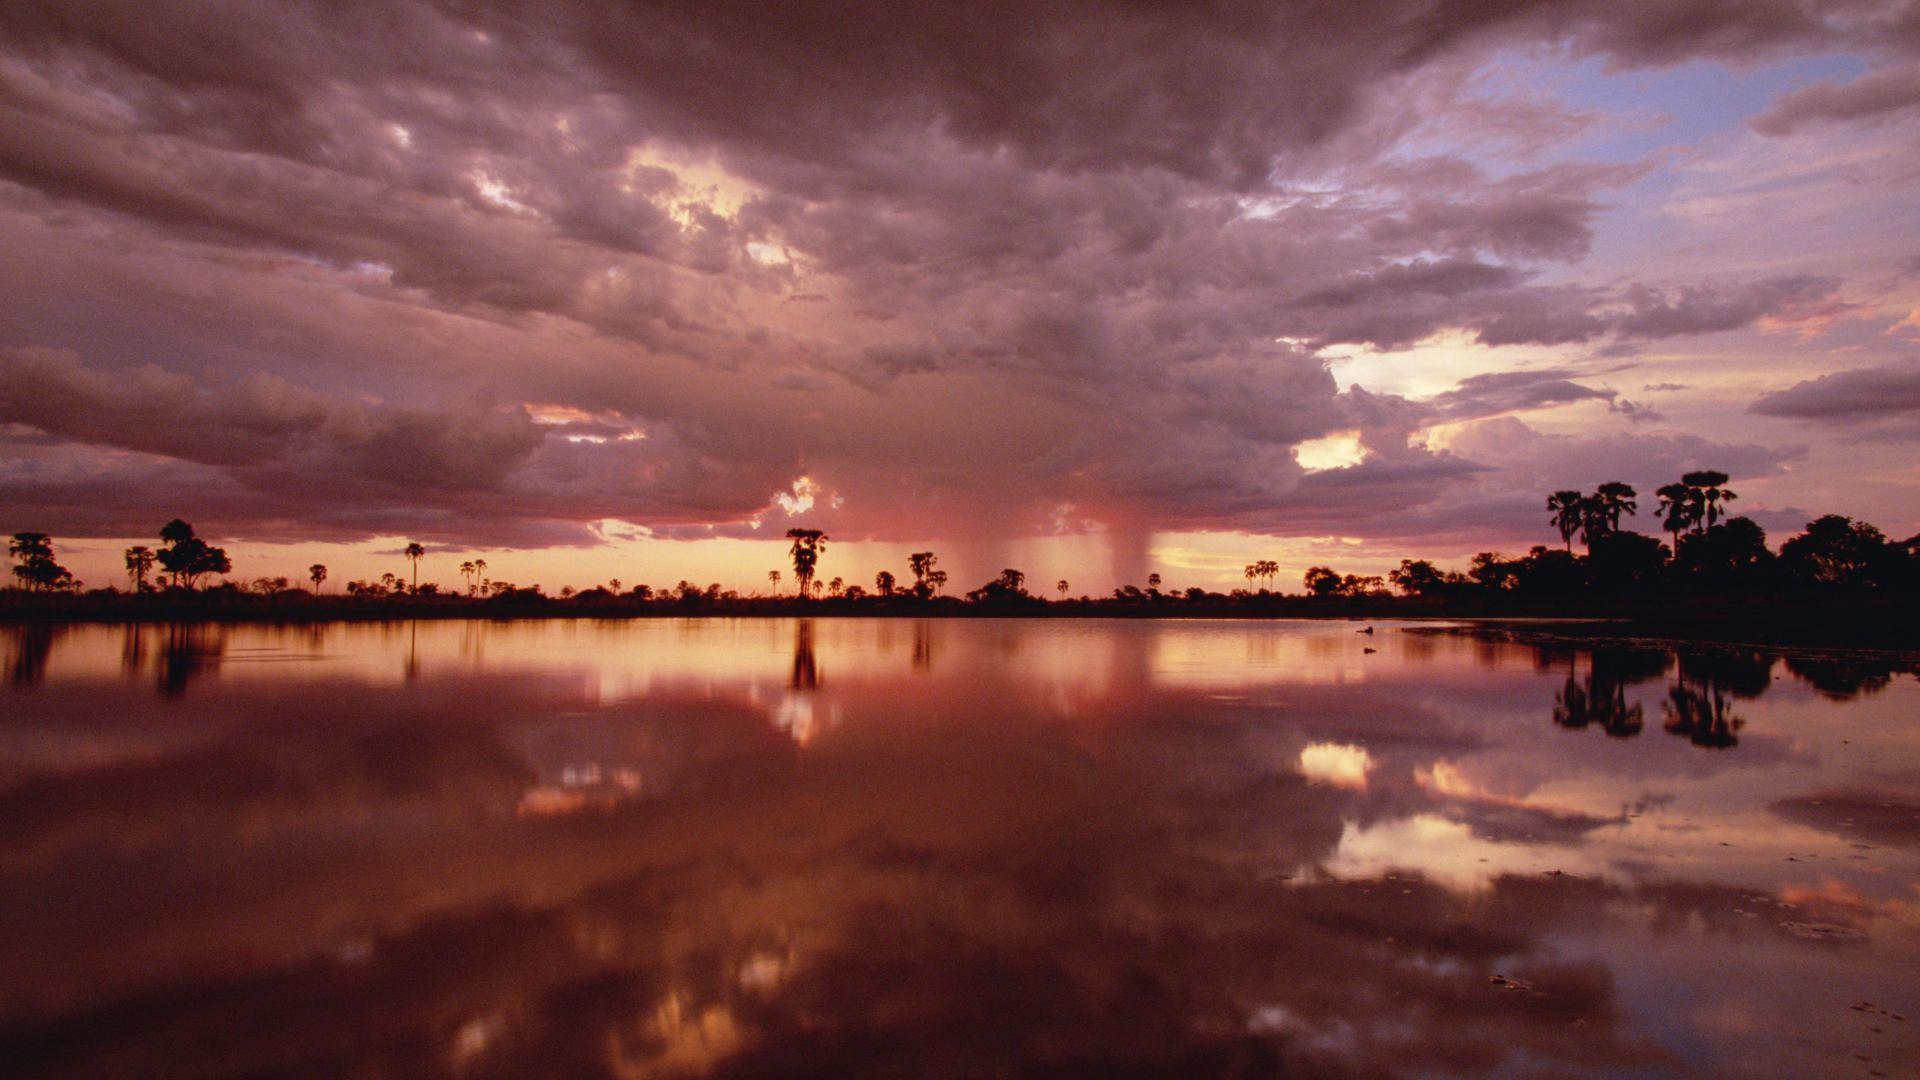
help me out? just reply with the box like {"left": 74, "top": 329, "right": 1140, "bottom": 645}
{"left": 1, "top": 618, "right": 1916, "bottom": 1077}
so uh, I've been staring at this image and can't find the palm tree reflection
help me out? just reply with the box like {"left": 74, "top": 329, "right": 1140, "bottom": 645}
{"left": 1660, "top": 652, "right": 1772, "bottom": 749}
{"left": 790, "top": 620, "right": 820, "bottom": 691}
{"left": 912, "top": 620, "right": 933, "bottom": 671}
{"left": 1553, "top": 649, "right": 1669, "bottom": 738}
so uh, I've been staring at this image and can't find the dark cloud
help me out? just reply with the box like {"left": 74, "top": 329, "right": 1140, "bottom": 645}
{"left": 1752, "top": 64, "right": 1920, "bottom": 135}
{"left": 1428, "top": 367, "right": 1618, "bottom": 419}
{"left": 0, "top": 0, "right": 1890, "bottom": 550}
{"left": 1750, "top": 360, "right": 1920, "bottom": 424}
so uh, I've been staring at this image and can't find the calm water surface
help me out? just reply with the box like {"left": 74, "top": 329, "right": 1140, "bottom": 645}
{"left": 2, "top": 618, "right": 1917, "bottom": 1078}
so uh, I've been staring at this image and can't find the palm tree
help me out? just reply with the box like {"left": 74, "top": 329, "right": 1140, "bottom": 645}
{"left": 927, "top": 569, "right": 947, "bottom": 596}
{"left": 459, "top": 560, "right": 476, "bottom": 595}
{"left": 786, "top": 529, "right": 827, "bottom": 598}
{"left": 403, "top": 542, "right": 426, "bottom": 592}
{"left": 309, "top": 564, "right": 328, "bottom": 592}
{"left": 1578, "top": 482, "right": 1638, "bottom": 552}
{"left": 769, "top": 569, "right": 782, "bottom": 594}
{"left": 829, "top": 576, "right": 844, "bottom": 598}
{"left": 1546, "top": 490, "right": 1586, "bottom": 551}
{"left": 1057, "top": 579, "right": 1069, "bottom": 598}
{"left": 609, "top": 578, "right": 622, "bottom": 592}
{"left": 1147, "top": 572, "right": 1162, "bottom": 593}
{"left": 1655, "top": 482, "right": 1697, "bottom": 545}
{"left": 124, "top": 545, "right": 155, "bottom": 591}
{"left": 473, "top": 559, "right": 488, "bottom": 594}
{"left": 1245, "top": 563, "right": 1258, "bottom": 590}
{"left": 1590, "top": 482, "right": 1637, "bottom": 530}
{"left": 1259, "top": 559, "right": 1279, "bottom": 590}
{"left": 1682, "top": 470, "right": 1737, "bottom": 529}
{"left": 908, "top": 551, "right": 938, "bottom": 594}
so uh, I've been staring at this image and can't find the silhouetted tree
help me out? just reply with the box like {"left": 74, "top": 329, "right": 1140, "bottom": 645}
{"left": 787, "top": 529, "right": 828, "bottom": 598}
{"left": 968, "top": 568, "right": 1035, "bottom": 603}
{"left": 1672, "top": 518, "right": 1771, "bottom": 588}
{"left": 1586, "top": 531, "right": 1668, "bottom": 592}
{"left": 828, "top": 576, "right": 844, "bottom": 598}
{"left": 909, "top": 551, "right": 938, "bottom": 597}
{"left": 1468, "top": 552, "right": 1517, "bottom": 591}
{"left": 154, "top": 520, "right": 230, "bottom": 589}
{"left": 1057, "top": 579, "right": 1069, "bottom": 598}
{"left": 1780, "top": 515, "right": 1890, "bottom": 589}
{"left": 1546, "top": 490, "right": 1585, "bottom": 551}
{"left": 459, "top": 560, "right": 476, "bottom": 594}
{"left": 1303, "top": 565, "right": 1341, "bottom": 596}
{"left": 473, "top": 559, "right": 488, "bottom": 594}
{"left": 403, "top": 542, "right": 425, "bottom": 592}
{"left": 1654, "top": 482, "right": 1698, "bottom": 545}
{"left": 1147, "top": 572, "right": 1161, "bottom": 594}
{"left": 1389, "top": 559, "right": 1445, "bottom": 596}
{"left": 1580, "top": 482, "right": 1638, "bottom": 550}
{"left": 309, "top": 564, "right": 328, "bottom": 592}
{"left": 124, "top": 545, "right": 156, "bottom": 591}
{"left": 1339, "top": 573, "right": 1386, "bottom": 597}
{"left": 769, "top": 569, "right": 782, "bottom": 594}
{"left": 9, "top": 533, "right": 75, "bottom": 592}
{"left": 1681, "top": 470, "right": 1737, "bottom": 530}
{"left": 874, "top": 570, "right": 895, "bottom": 597}
{"left": 926, "top": 569, "right": 947, "bottom": 596}
{"left": 1513, "top": 545, "right": 1583, "bottom": 595}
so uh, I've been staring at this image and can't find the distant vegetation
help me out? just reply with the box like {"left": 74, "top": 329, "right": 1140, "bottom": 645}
{"left": 5, "top": 471, "right": 1919, "bottom": 643}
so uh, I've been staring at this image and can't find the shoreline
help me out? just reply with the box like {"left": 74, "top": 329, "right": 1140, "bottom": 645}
{"left": 4, "top": 597, "right": 1917, "bottom": 654}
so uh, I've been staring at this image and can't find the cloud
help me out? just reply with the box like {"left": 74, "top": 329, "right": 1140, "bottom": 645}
{"left": 1750, "top": 360, "right": 1920, "bottom": 424}
{"left": 1752, "top": 65, "right": 1920, "bottom": 135}
{"left": 0, "top": 1, "right": 1900, "bottom": 554}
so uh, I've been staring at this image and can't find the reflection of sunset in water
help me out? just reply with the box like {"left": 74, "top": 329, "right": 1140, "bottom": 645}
{"left": 1, "top": 619, "right": 1916, "bottom": 1077}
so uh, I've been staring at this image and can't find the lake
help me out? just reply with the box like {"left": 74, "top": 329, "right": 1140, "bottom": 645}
{"left": 1, "top": 618, "right": 1916, "bottom": 1077}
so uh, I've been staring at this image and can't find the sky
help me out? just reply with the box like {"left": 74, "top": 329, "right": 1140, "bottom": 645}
{"left": 2, "top": 1, "right": 1919, "bottom": 596}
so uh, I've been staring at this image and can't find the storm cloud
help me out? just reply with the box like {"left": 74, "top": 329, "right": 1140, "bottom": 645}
{"left": 0, "top": 0, "right": 1913, "bottom": 568}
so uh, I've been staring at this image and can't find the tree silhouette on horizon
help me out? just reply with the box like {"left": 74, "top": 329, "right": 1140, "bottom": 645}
{"left": 1546, "top": 490, "right": 1585, "bottom": 552}
{"left": 124, "top": 545, "right": 155, "bottom": 591}
{"left": 787, "top": 529, "right": 827, "bottom": 598}
{"left": 403, "top": 542, "right": 426, "bottom": 593}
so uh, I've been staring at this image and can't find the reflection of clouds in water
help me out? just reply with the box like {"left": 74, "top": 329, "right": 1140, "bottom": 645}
{"left": 0, "top": 621, "right": 1916, "bottom": 1076}
{"left": 1299, "top": 741, "right": 1372, "bottom": 789}
{"left": 1327, "top": 813, "right": 1606, "bottom": 892}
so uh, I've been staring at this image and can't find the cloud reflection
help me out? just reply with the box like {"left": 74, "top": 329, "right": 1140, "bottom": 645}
{"left": 0, "top": 620, "right": 1915, "bottom": 1076}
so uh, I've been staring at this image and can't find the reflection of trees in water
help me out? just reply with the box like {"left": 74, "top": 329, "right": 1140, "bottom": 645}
{"left": 5, "top": 624, "right": 59, "bottom": 686}
{"left": 120, "top": 624, "right": 147, "bottom": 677}
{"left": 403, "top": 620, "right": 420, "bottom": 681}
{"left": 790, "top": 620, "right": 820, "bottom": 690}
{"left": 1553, "top": 649, "right": 1669, "bottom": 738}
{"left": 1659, "top": 652, "right": 1771, "bottom": 750}
{"left": 911, "top": 620, "right": 933, "bottom": 671}
{"left": 157, "top": 624, "right": 227, "bottom": 697}
{"left": 1662, "top": 683, "right": 1742, "bottom": 748}
{"left": 1782, "top": 655, "right": 1905, "bottom": 700}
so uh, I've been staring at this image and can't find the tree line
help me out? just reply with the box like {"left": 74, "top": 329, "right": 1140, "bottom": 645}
{"left": 7, "top": 477, "right": 1919, "bottom": 614}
